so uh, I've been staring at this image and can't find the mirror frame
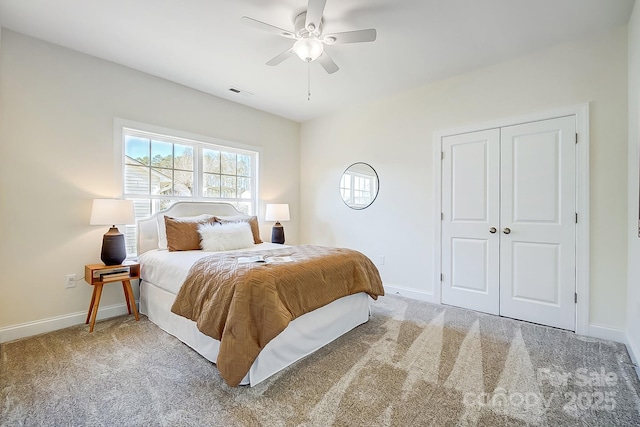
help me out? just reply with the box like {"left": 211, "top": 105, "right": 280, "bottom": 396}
{"left": 339, "top": 162, "right": 379, "bottom": 210}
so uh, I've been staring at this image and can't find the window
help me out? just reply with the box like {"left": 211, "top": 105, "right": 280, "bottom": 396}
{"left": 117, "top": 122, "right": 259, "bottom": 256}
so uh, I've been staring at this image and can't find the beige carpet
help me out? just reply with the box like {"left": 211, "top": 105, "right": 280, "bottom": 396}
{"left": 1, "top": 295, "right": 640, "bottom": 426}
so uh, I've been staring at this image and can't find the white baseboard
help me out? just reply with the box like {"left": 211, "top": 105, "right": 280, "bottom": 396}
{"left": 588, "top": 325, "right": 640, "bottom": 379}
{"left": 587, "top": 323, "right": 627, "bottom": 343}
{"left": 384, "top": 285, "right": 435, "bottom": 303}
{"left": 625, "top": 334, "right": 640, "bottom": 380}
{"left": 0, "top": 302, "right": 136, "bottom": 344}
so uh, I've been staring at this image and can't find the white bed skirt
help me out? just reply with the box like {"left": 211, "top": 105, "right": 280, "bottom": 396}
{"left": 139, "top": 281, "right": 371, "bottom": 387}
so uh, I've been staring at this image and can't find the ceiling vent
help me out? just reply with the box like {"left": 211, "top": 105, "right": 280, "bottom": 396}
{"left": 228, "top": 87, "right": 253, "bottom": 97}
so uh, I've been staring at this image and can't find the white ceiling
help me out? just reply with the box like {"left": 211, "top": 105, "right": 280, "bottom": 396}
{"left": 0, "top": 0, "right": 635, "bottom": 122}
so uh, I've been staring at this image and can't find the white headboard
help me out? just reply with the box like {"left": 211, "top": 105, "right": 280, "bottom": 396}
{"left": 137, "top": 201, "right": 244, "bottom": 255}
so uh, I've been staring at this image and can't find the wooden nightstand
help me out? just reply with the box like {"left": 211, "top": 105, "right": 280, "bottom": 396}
{"left": 84, "top": 262, "right": 140, "bottom": 332}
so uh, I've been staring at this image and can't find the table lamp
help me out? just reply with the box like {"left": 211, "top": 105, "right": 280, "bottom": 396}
{"left": 90, "top": 199, "right": 135, "bottom": 265}
{"left": 265, "top": 203, "right": 290, "bottom": 244}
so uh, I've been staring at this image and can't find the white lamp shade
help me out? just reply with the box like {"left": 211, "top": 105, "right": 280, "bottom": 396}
{"left": 90, "top": 199, "right": 135, "bottom": 226}
{"left": 265, "top": 204, "right": 290, "bottom": 222}
{"left": 293, "top": 38, "right": 324, "bottom": 62}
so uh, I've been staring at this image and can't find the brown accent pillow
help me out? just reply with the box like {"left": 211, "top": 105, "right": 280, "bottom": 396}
{"left": 214, "top": 215, "right": 262, "bottom": 244}
{"left": 164, "top": 216, "right": 217, "bottom": 251}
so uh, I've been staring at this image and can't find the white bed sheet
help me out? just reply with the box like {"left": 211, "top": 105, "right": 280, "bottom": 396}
{"left": 138, "top": 242, "right": 285, "bottom": 294}
{"left": 138, "top": 245, "right": 371, "bottom": 387}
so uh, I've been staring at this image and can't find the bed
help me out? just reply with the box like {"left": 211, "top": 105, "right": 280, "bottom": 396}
{"left": 137, "top": 201, "right": 384, "bottom": 387}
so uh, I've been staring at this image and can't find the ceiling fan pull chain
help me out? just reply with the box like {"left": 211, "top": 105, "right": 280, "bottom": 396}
{"left": 307, "top": 60, "right": 311, "bottom": 101}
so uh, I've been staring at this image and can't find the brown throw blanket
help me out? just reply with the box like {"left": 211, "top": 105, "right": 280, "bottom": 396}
{"left": 171, "top": 245, "right": 384, "bottom": 386}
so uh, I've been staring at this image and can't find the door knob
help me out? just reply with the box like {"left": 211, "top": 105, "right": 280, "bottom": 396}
{"left": 489, "top": 227, "right": 497, "bottom": 234}
{"left": 503, "top": 227, "right": 511, "bottom": 234}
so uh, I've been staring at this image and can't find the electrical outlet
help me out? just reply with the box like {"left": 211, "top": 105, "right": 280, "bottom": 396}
{"left": 65, "top": 274, "right": 76, "bottom": 288}
{"left": 378, "top": 255, "right": 385, "bottom": 265}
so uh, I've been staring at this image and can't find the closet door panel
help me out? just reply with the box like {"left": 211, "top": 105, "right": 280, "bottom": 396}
{"left": 441, "top": 129, "right": 500, "bottom": 315}
{"left": 499, "top": 116, "right": 576, "bottom": 330}
{"left": 511, "top": 132, "right": 560, "bottom": 223}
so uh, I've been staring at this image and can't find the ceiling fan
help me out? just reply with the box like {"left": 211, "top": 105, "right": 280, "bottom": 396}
{"left": 241, "top": 0, "right": 377, "bottom": 75}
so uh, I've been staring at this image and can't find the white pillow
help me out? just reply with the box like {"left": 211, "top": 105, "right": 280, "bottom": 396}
{"left": 157, "top": 214, "right": 213, "bottom": 250}
{"left": 199, "top": 222, "right": 254, "bottom": 252}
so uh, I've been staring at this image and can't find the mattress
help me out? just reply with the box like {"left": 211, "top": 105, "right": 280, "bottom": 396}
{"left": 138, "top": 244, "right": 371, "bottom": 386}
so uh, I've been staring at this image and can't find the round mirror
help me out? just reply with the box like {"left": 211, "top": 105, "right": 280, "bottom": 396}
{"left": 340, "top": 162, "right": 379, "bottom": 210}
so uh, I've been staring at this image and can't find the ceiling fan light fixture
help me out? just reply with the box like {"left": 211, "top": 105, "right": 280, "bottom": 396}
{"left": 293, "top": 37, "right": 324, "bottom": 62}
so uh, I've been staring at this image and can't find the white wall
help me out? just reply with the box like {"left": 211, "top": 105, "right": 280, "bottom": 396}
{"left": 0, "top": 21, "right": 633, "bottom": 345}
{"left": 301, "top": 26, "right": 629, "bottom": 332}
{"left": 627, "top": 2, "right": 640, "bottom": 370}
{"left": 0, "top": 30, "right": 300, "bottom": 335}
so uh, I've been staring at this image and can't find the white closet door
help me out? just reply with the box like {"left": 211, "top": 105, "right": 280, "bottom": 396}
{"left": 441, "top": 129, "right": 501, "bottom": 315}
{"left": 499, "top": 116, "right": 576, "bottom": 330}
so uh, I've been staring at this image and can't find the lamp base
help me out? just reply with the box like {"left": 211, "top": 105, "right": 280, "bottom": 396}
{"left": 271, "top": 222, "right": 285, "bottom": 244}
{"left": 101, "top": 226, "right": 127, "bottom": 265}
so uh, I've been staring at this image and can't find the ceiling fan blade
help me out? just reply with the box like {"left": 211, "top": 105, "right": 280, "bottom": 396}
{"left": 266, "top": 48, "right": 295, "bottom": 66}
{"left": 305, "top": 0, "right": 327, "bottom": 32}
{"left": 324, "top": 29, "right": 377, "bottom": 44}
{"left": 241, "top": 16, "right": 296, "bottom": 39}
{"left": 317, "top": 52, "right": 339, "bottom": 74}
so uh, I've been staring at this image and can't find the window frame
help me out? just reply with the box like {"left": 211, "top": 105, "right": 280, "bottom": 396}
{"left": 113, "top": 118, "right": 261, "bottom": 255}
